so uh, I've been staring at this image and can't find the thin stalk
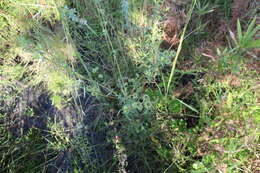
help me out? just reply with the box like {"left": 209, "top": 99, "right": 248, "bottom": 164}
{"left": 94, "top": 1, "right": 127, "bottom": 96}
{"left": 166, "top": 0, "right": 197, "bottom": 95}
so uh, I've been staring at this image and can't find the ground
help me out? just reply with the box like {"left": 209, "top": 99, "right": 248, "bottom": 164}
{"left": 0, "top": 0, "right": 259, "bottom": 173}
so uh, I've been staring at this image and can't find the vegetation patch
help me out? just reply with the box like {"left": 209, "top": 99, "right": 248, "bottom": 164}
{"left": 0, "top": 0, "right": 259, "bottom": 172}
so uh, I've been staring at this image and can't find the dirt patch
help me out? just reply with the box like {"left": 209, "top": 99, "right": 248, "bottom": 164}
{"left": 160, "top": 0, "right": 186, "bottom": 50}
{"left": 174, "top": 72, "right": 205, "bottom": 128}
{"left": 217, "top": 74, "right": 242, "bottom": 88}
{"left": 231, "top": 0, "right": 250, "bottom": 30}
{"left": 161, "top": 16, "right": 182, "bottom": 49}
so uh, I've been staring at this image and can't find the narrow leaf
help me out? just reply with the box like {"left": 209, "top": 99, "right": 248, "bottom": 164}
{"left": 246, "top": 17, "right": 256, "bottom": 34}
{"left": 176, "top": 98, "right": 199, "bottom": 113}
{"left": 244, "top": 39, "right": 260, "bottom": 49}
{"left": 244, "top": 17, "right": 257, "bottom": 42}
{"left": 237, "top": 19, "right": 243, "bottom": 43}
{"left": 247, "top": 25, "right": 260, "bottom": 40}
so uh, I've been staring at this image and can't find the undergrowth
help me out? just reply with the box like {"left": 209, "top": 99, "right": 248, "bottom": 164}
{"left": 0, "top": 0, "right": 259, "bottom": 172}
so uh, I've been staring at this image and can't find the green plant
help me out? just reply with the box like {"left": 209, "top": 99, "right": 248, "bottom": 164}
{"left": 1, "top": 0, "right": 259, "bottom": 172}
{"left": 235, "top": 17, "right": 260, "bottom": 49}
{"left": 166, "top": 0, "right": 197, "bottom": 95}
{"left": 195, "top": 1, "right": 215, "bottom": 16}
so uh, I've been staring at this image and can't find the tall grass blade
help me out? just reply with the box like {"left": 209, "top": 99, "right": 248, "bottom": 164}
{"left": 237, "top": 19, "right": 243, "bottom": 43}
{"left": 166, "top": 0, "right": 197, "bottom": 95}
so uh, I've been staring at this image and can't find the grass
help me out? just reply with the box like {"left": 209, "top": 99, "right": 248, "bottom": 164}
{"left": 166, "top": 0, "right": 197, "bottom": 95}
{"left": 0, "top": 0, "right": 259, "bottom": 172}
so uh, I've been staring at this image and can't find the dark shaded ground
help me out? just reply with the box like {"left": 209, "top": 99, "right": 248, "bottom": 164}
{"left": 4, "top": 87, "right": 79, "bottom": 137}
{"left": 0, "top": 85, "right": 113, "bottom": 172}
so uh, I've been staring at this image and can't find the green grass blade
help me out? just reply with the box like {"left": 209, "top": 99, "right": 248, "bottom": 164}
{"left": 246, "top": 17, "right": 256, "bottom": 35}
{"left": 244, "top": 39, "right": 260, "bottom": 49}
{"left": 166, "top": 0, "right": 197, "bottom": 95}
{"left": 237, "top": 19, "right": 243, "bottom": 44}
{"left": 176, "top": 98, "right": 199, "bottom": 113}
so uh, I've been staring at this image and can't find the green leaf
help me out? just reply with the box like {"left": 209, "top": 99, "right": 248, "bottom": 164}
{"left": 237, "top": 19, "right": 243, "bottom": 43}
{"left": 244, "top": 17, "right": 258, "bottom": 44}
{"left": 254, "top": 109, "right": 260, "bottom": 124}
{"left": 246, "top": 17, "right": 256, "bottom": 35}
{"left": 247, "top": 24, "right": 260, "bottom": 40}
{"left": 51, "top": 95, "right": 63, "bottom": 109}
{"left": 169, "top": 99, "right": 182, "bottom": 113}
{"left": 237, "top": 17, "right": 260, "bottom": 49}
{"left": 176, "top": 98, "right": 199, "bottom": 113}
{"left": 244, "top": 39, "right": 260, "bottom": 49}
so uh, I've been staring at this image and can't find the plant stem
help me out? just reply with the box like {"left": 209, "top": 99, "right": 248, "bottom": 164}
{"left": 166, "top": 0, "right": 197, "bottom": 95}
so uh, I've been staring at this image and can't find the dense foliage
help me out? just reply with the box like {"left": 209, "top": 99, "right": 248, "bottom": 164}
{"left": 0, "top": 0, "right": 259, "bottom": 172}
